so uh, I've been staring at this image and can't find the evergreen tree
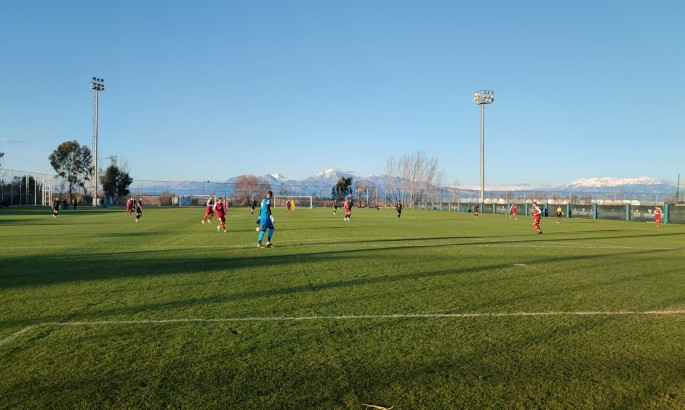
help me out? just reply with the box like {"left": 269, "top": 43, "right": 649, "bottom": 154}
{"left": 331, "top": 176, "right": 353, "bottom": 201}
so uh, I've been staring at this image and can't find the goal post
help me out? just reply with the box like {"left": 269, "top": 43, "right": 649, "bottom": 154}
{"left": 273, "top": 195, "right": 313, "bottom": 208}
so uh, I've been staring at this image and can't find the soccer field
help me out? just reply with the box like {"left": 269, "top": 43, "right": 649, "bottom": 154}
{"left": 1, "top": 206, "right": 685, "bottom": 408}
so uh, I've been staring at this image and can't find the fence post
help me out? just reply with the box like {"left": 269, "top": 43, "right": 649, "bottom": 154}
{"left": 592, "top": 204, "right": 598, "bottom": 219}
{"left": 665, "top": 204, "right": 670, "bottom": 224}
{"left": 626, "top": 203, "right": 631, "bottom": 221}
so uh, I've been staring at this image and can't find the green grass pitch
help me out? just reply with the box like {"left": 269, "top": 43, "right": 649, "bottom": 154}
{"left": 1, "top": 206, "right": 685, "bottom": 408}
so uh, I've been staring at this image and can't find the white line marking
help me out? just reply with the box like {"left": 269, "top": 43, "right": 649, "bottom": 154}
{"left": 44, "top": 310, "right": 685, "bottom": 326}
{"left": 0, "top": 326, "right": 35, "bottom": 346}
{"left": 2, "top": 310, "right": 684, "bottom": 347}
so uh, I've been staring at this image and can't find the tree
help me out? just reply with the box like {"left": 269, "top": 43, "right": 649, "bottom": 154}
{"left": 256, "top": 180, "right": 272, "bottom": 199}
{"left": 49, "top": 141, "right": 93, "bottom": 201}
{"left": 386, "top": 151, "right": 445, "bottom": 206}
{"left": 100, "top": 164, "right": 133, "bottom": 204}
{"left": 234, "top": 174, "right": 260, "bottom": 205}
{"left": 331, "top": 176, "right": 353, "bottom": 201}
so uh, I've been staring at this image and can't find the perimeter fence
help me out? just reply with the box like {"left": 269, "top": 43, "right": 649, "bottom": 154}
{"left": 413, "top": 201, "right": 685, "bottom": 224}
{"left": 1, "top": 168, "right": 680, "bottom": 211}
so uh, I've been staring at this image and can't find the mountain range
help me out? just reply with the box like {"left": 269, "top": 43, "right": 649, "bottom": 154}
{"left": 252, "top": 172, "right": 676, "bottom": 194}
{"left": 144, "top": 171, "right": 678, "bottom": 196}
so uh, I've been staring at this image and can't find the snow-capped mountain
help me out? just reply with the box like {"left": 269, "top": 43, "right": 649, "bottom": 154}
{"left": 262, "top": 173, "right": 291, "bottom": 184}
{"left": 559, "top": 177, "right": 663, "bottom": 189}
{"left": 134, "top": 171, "right": 676, "bottom": 196}
{"left": 556, "top": 177, "right": 674, "bottom": 193}
{"left": 304, "top": 169, "right": 354, "bottom": 183}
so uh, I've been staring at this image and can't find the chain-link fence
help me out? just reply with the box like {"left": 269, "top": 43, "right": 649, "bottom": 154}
{"left": 1, "top": 168, "right": 679, "bottom": 209}
{"left": 0, "top": 168, "right": 60, "bottom": 207}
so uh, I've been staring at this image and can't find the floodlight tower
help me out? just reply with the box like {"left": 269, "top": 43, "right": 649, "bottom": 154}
{"left": 91, "top": 77, "right": 105, "bottom": 206}
{"left": 473, "top": 90, "right": 494, "bottom": 204}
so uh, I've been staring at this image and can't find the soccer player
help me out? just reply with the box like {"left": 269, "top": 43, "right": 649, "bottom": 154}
{"left": 396, "top": 201, "right": 402, "bottom": 220}
{"left": 257, "top": 191, "right": 275, "bottom": 248}
{"left": 201, "top": 195, "right": 215, "bottom": 224}
{"left": 215, "top": 197, "right": 227, "bottom": 232}
{"left": 333, "top": 200, "right": 338, "bottom": 215}
{"left": 510, "top": 203, "right": 517, "bottom": 220}
{"left": 126, "top": 197, "right": 134, "bottom": 216}
{"left": 250, "top": 198, "right": 257, "bottom": 215}
{"left": 285, "top": 199, "right": 291, "bottom": 214}
{"left": 135, "top": 197, "right": 143, "bottom": 223}
{"left": 532, "top": 201, "right": 542, "bottom": 234}
{"left": 52, "top": 196, "right": 60, "bottom": 218}
{"left": 473, "top": 203, "right": 479, "bottom": 218}
{"left": 556, "top": 206, "right": 563, "bottom": 223}
{"left": 344, "top": 198, "right": 351, "bottom": 222}
{"left": 655, "top": 206, "right": 662, "bottom": 228}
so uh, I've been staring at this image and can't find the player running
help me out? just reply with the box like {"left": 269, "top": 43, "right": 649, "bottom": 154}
{"left": 285, "top": 199, "right": 291, "bottom": 214}
{"left": 201, "top": 195, "right": 215, "bottom": 224}
{"left": 135, "top": 197, "right": 143, "bottom": 223}
{"left": 52, "top": 196, "right": 60, "bottom": 218}
{"left": 396, "top": 201, "right": 402, "bottom": 220}
{"left": 532, "top": 201, "right": 542, "bottom": 234}
{"left": 556, "top": 206, "right": 563, "bottom": 223}
{"left": 250, "top": 198, "right": 257, "bottom": 215}
{"left": 473, "top": 203, "right": 479, "bottom": 218}
{"left": 126, "top": 197, "right": 134, "bottom": 216}
{"left": 257, "top": 191, "right": 275, "bottom": 248}
{"left": 215, "top": 197, "right": 227, "bottom": 232}
{"left": 655, "top": 206, "right": 662, "bottom": 228}
{"left": 510, "top": 203, "right": 517, "bottom": 220}
{"left": 344, "top": 198, "right": 351, "bottom": 222}
{"left": 333, "top": 200, "right": 338, "bottom": 215}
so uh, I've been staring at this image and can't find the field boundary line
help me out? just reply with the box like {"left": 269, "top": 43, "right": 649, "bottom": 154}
{"left": 3, "top": 310, "right": 684, "bottom": 348}
{"left": 44, "top": 310, "right": 685, "bottom": 326}
{"left": 0, "top": 326, "right": 35, "bottom": 346}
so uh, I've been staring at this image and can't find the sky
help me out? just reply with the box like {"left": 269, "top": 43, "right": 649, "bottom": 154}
{"left": 0, "top": 0, "right": 683, "bottom": 186}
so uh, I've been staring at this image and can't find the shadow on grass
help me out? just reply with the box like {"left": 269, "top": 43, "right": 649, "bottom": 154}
{"left": 2, "top": 246, "right": 680, "bottom": 331}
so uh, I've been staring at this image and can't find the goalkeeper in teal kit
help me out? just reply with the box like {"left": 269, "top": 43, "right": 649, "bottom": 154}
{"left": 257, "top": 191, "right": 275, "bottom": 248}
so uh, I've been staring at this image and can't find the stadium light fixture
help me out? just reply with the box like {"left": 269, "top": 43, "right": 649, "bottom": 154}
{"left": 473, "top": 90, "right": 494, "bottom": 204}
{"left": 91, "top": 77, "right": 105, "bottom": 206}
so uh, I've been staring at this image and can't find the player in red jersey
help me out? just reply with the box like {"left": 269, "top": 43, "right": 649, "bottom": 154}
{"left": 654, "top": 206, "right": 662, "bottom": 228}
{"left": 285, "top": 199, "right": 291, "bottom": 214}
{"left": 214, "top": 197, "right": 227, "bottom": 232}
{"left": 201, "top": 195, "right": 215, "bottom": 224}
{"left": 343, "top": 198, "right": 351, "bottom": 222}
{"left": 510, "top": 203, "right": 517, "bottom": 220}
{"left": 126, "top": 197, "right": 134, "bottom": 216}
{"left": 532, "top": 201, "right": 542, "bottom": 234}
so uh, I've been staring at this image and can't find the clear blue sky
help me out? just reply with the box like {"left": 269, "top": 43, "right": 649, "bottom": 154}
{"left": 1, "top": 0, "right": 683, "bottom": 185}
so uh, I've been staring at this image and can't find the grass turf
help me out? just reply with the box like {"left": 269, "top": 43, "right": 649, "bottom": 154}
{"left": 1, "top": 206, "right": 684, "bottom": 408}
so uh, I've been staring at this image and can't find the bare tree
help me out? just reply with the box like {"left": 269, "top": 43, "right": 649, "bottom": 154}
{"left": 234, "top": 174, "right": 259, "bottom": 205}
{"left": 388, "top": 151, "right": 447, "bottom": 207}
{"left": 256, "top": 180, "right": 272, "bottom": 199}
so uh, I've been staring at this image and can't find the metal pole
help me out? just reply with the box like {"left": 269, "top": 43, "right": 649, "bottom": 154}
{"left": 480, "top": 103, "right": 485, "bottom": 204}
{"left": 93, "top": 88, "right": 98, "bottom": 206}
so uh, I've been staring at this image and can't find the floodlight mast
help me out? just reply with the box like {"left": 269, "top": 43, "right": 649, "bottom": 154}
{"left": 91, "top": 77, "right": 104, "bottom": 206}
{"left": 473, "top": 90, "right": 494, "bottom": 204}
